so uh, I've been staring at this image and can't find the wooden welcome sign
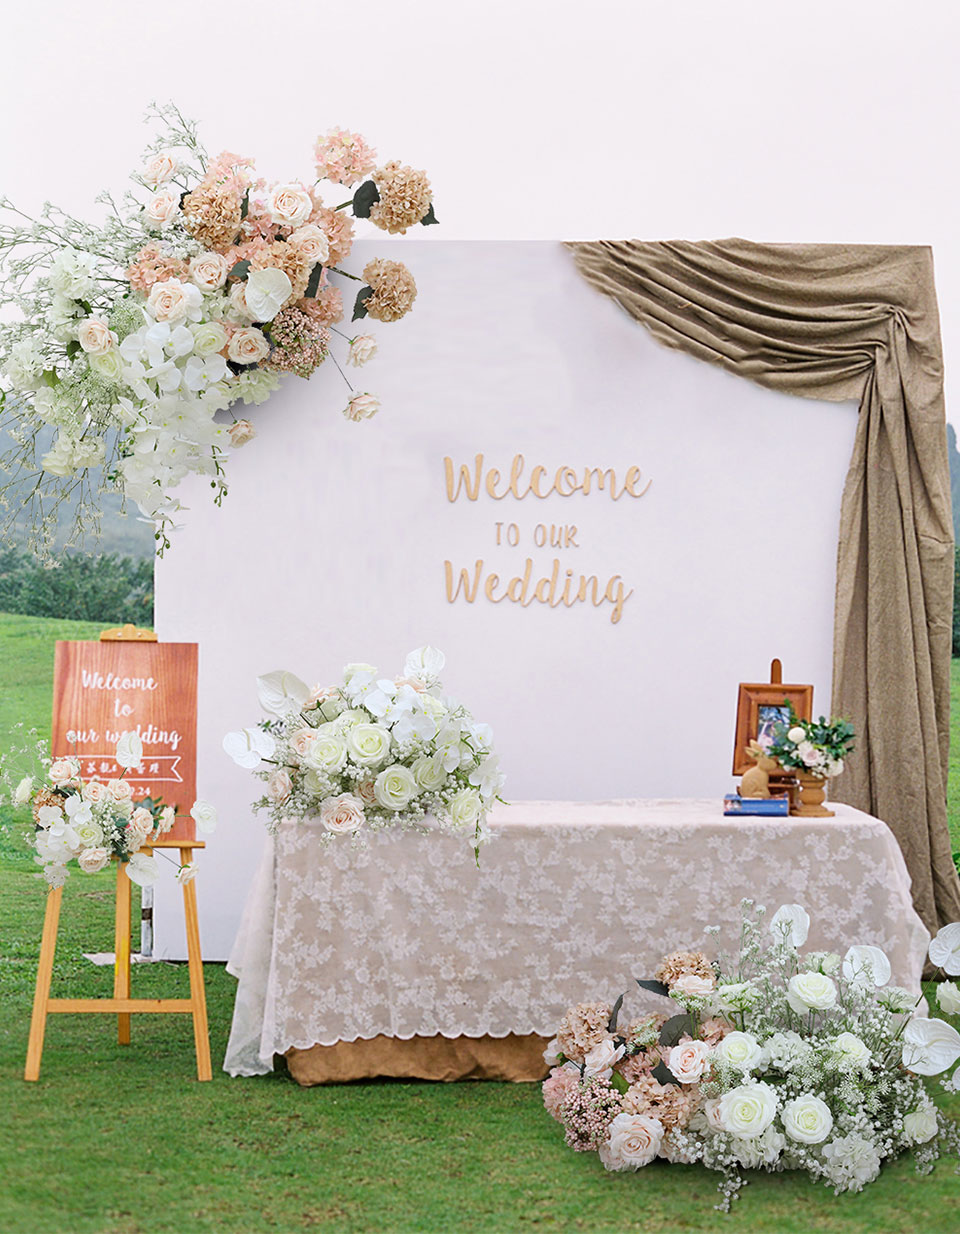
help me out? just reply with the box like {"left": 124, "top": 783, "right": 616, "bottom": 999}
{"left": 51, "top": 640, "right": 198, "bottom": 842}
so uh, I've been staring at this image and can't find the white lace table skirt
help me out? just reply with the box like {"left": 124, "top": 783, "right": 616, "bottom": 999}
{"left": 223, "top": 799, "right": 930, "bottom": 1076}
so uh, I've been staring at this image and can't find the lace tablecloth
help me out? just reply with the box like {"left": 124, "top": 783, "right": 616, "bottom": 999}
{"left": 223, "top": 799, "right": 930, "bottom": 1076}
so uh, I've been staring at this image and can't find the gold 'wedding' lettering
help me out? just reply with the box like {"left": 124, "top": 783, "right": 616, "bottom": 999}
{"left": 444, "top": 559, "right": 634, "bottom": 625}
{"left": 444, "top": 454, "right": 651, "bottom": 503}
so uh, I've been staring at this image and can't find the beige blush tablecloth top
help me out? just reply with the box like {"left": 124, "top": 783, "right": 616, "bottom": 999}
{"left": 223, "top": 799, "right": 930, "bottom": 1077}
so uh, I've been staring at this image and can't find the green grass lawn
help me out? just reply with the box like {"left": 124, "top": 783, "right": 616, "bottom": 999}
{"left": 1, "top": 612, "right": 959, "bottom": 1233}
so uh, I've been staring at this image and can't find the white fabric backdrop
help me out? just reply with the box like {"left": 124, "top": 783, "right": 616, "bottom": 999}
{"left": 154, "top": 240, "right": 858, "bottom": 959}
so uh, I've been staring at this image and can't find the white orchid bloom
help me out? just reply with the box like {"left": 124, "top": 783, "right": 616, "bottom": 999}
{"left": 468, "top": 755, "right": 505, "bottom": 800}
{"left": 64, "top": 795, "right": 93, "bottom": 829}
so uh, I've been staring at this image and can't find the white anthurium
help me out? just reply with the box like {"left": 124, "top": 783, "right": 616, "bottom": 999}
{"left": 770, "top": 904, "right": 810, "bottom": 948}
{"left": 403, "top": 645, "right": 446, "bottom": 686}
{"left": 125, "top": 851, "right": 160, "bottom": 888}
{"left": 256, "top": 671, "right": 311, "bottom": 718}
{"left": 244, "top": 268, "right": 293, "bottom": 322}
{"left": 223, "top": 726, "right": 276, "bottom": 769}
{"left": 901, "top": 1017, "right": 960, "bottom": 1075}
{"left": 929, "top": 922, "right": 960, "bottom": 977}
{"left": 842, "top": 945, "right": 892, "bottom": 989}
{"left": 115, "top": 731, "right": 144, "bottom": 769}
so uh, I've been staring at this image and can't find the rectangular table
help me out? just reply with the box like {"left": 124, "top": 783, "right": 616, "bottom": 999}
{"left": 224, "top": 800, "right": 930, "bottom": 1082}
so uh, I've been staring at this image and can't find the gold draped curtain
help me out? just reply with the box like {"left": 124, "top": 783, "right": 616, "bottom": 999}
{"left": 567, "top": 239, "right": 960, "bottom": 934}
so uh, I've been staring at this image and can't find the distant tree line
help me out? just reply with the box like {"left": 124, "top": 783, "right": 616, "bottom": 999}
{"left": 0, "top": 547, "right": 153, "bottom": 625}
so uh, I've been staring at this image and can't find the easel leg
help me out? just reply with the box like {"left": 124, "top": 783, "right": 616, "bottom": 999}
{"left": 114, "top": 861, "right": 132, "bottom": 1045}
{"left": 25, "top": 886, "right": 63, "bottom": 1081}
{"left": 181, "top": 848, "right": 212, "bottom": 1081}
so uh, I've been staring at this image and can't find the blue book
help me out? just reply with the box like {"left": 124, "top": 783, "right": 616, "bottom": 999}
{"left": 723, "top": 794, "right": 790, "bottom": 816}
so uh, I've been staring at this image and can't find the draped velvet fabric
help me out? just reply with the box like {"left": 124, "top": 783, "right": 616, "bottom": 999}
{"left": 567, "top": 239, "right": 960, "bottom": 933}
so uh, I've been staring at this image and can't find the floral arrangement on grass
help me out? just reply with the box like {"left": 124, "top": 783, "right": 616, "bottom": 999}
{"left": 542, "top": 902, "right": 960, "bottom": 1209}
{"left": 2, "top": 731, "right": 215, "bottom": 887}
{"left": 764, "top": 704, "right": 855, "bottom": 780}
{"left": 0, "top": 104, "right": 437, "bottom": 555}
{"left": 223, "top": 646, "right": 503, "bottom": 859}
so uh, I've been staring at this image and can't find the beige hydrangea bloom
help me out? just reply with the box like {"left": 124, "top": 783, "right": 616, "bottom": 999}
{"left": 362, "top": 258, "right": 417, "bottom": 322}
{"left": 368, "top": 161, "right": 433, "bottom": 235}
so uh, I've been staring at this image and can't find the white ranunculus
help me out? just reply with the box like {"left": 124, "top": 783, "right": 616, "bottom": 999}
{"left": 713, "top": 1031, "right": 764, "bottom": 1074}
{"left": 902, "top": 1104, "right": 939, "bottom": 1145}
{"left": 77, "top": 317, "right": 117, "bottom": 355}
{"left": 115, "top": 731, "right": 144, "bottom": 769}
{"left": 14, "top": 775, "right": 33, "bottom": 805}
{"left": 125, "top": 851, "right": 159, "bottom": 887}
{"left": 787, "top": 725, "right": 807, "bottom": 743}
{"left": 796, "top": 740, "right": 821, "bottom": 768}
{"left": 374, "top": 764, "right": 418, "bottom": 811}
{"left": 842, "top": 944, "right": 891, "bottom": 989}
{"left": 929, "top": 922, "right": 960, "bottom": 976}
{"left": 266, "top": 182, "right": 312, "bottom": 228}
{"left": 228, "top": 419, "right": 256, "bottom": 447}
{"left": 244, "top": 268, "right": 293, "bottom": 322}
{"left": 346, "top": 724, "right": 392, "bottom": 768}
{"left": 717, "top": 1082, "right": 779, "bottom": 1139}
{"left": 781, "top": 1094, "right": 833, "bottom": 1144}
{"left": 582, "top": 1037, "right": 626, "bottom": 1080}
{"left": 449, "top": 787, "right": 483, "bottom": 830}
{"left": 786, "top": 971, "right": 838, "bottom": 1014}
{"left": 343, "top": 393, "right": 380, "bottom": 422}
{"left": 936, "top": 982, "right": 960, "bottom": 1015}
{"left": 598, "top": 1114, "right": 664, "bottom": 1171}
{"left": 901, "top": 1017, "right": 960, "bottom": 1075}
{"left": 319, "top": 792, "right": 365, "bottom": 834}
{"left": 304, "top": 735, "right": 347, "bottom": 774}
{"left": 770, "top": 904, "right": 810, "bottom": 948}
{"left": 830, "top": 1032, "right": 871, "bottom": 1069}
{"left": 222, "top": 726, "right": 277, "bottom": 769}
{"left": 190, "top": 800, "right": 218, "bottom": 834}
{"left": 256, "top": 671, "right": 311, "bottom": 718}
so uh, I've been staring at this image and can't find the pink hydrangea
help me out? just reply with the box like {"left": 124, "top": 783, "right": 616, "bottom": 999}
{"left": 314, "top": 128, "right": 377, "bottom": 186}
{"left": 542, "top": 1065, "right": 580, "bottom": 1121}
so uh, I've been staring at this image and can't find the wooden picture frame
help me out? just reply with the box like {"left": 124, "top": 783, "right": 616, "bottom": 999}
{"left": 733, "top": 681, "right": 813, "bottom": 775}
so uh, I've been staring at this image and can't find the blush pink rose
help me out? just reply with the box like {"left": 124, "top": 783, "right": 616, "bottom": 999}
{"left": 78, "top": 846, "right": 111, "bottom": 874}
{"left": 290, "top": 728, "right": 318, "bottom": 758}
{"left": 77, "top": 318, "right": 117, "bottom": 355}
{"left": 667, "top": 1039, "right": 710, "bottom": 1084}
{"left": 319, "top": 793, "right": 365, "bottom": 834}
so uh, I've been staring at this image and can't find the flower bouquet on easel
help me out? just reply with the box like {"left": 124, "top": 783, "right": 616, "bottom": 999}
{"left": 765, "top": 706, "right": 855, "bottom": 817}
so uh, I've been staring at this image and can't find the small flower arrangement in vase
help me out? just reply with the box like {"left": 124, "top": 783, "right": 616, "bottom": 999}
{"left": 765, "top": 706, "right": 855, "bottom": 817}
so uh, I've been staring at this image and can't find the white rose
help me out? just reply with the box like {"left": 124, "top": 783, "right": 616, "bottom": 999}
{"left": 228, "top": 280, "right": 255, "bottom": 321}
{"left": 89, "top": 350, "right": 123, "bottom": 382}
{"left": 374, "top": 764, "right": 418, "bottom": 811}
{"left": 703, "top": 1098, "right": 725, "bottom": 1131}
{"left": 115, "top": 732, "right": 144, "bottom": 769}
{"left": 667, "top": 1039, "right": 710, "bottom": 1084}
{"left": 717, "top": 1082, "right": 779, "bottom": 1139}
{"left": 543, "top": 1037, "right": 562, "bottom": 1066}
{"left": 796, "top": 740, "right": 821, "bottom": 768}
{"left": 830, "top": 1032, "right": 871, "bottom": 1068}
{"left": 107, "top": 778, "right": 133, "bottom": 803}
{"left": 787, "top": 971, "right": 838, "bottom": 1014}
{"left": 188, "top": 252, "right": 229, "bottom": 292}
{"left": 287, "top": 223, "right": 329, "bottom": 265}
{"left": 346, "top": 724, "right": 392, "bottom": 768}
{"left": 671, "top": 972, "right": 714, "bottom": 998}
{"left": 243, "top": 268, "right": 294, "bottom": 322}
{"left": 903, "top": 1104, "right": 939, "bottom": 1145}
{"left": 449, "top": 787, "right": 483, "bottom": 830}
{"left": 937, "top": 982, "right": 960, "bottom": 1015}
{"left": 782, "top": 1094, "right": 833, "bottom": 1144}
{"left": 842, "top": 944, "right": 891, "bottom": 989}
{"left": 145, "top": 190, "right": 180, "bottom": 229}
{"left": 190, "top": 800, "right": 218, "bottom": 835}
{"left": 343, "top": 393, "right": 380, "bottom": 422}
{"left": 14, "top": 775, "right": 33, "bottom": 804}
{"left": 77, "top": 317, "right": 117, "bottom": 355}
{"left": 74, "top": 819, "right": 105, "bottom": 848}
{"left": 77, "top": 846, "right": 110, "bottom": 874}
{"left": 769, "top": 904, "right": 810, "bottom": 948}
{"left": 191, "top": 321, "right": 228, "bottom": 356}
{"left": 412, "top": 753, "right": 448, "bottom": 792}
{"left": 49, "top": 758, "right": 79, "bottom": 785}
{"left": 158, "top": 805, "right": 176, "bottom": 833}
{"left": 598, "top": 1113, "right": 664, "bottom": 1171}
{"left": 228, "top": 419, "right": 256, "bottom": 447}
{"left": 176, "top": 862, "right": 198, "bottom": 885}
{"left": 305, "top": 735, "right": 348, "bottom": 774}
{"left": 227, "top": 326, "right": 270, "bottom": 366}
{"left": 582, "top": 1037, "right": 626, "bottom": 1080}
{"left": 147, "top": 278, "right": 202, "bottom": 324}
{"left": 266, "top": 182, "right": 312, "bottom": 228}
{"left": 142, "top": 153, "right": 179, "bottom": 185}
{"left": 714, "top": 1031, "right": 764, "bottom": 1074}
{"left": 347, "top": 335, "right": 378, "bottom": 367}
{"left": 787, "top": 725, "right": 807, "bottom": 743}
{"left": 319, "top": 792, "right": 365, "bottom": 834}
{"left": 267, "top": 769, "right": 292, "bottom": 804}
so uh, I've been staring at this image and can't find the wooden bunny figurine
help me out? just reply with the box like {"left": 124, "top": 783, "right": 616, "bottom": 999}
{"left": 739, "top": 740, "right": 780, "bottom": 798}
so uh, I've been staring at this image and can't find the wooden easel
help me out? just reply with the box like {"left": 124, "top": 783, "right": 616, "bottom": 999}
{"left": 24, "top": 625, "right": 212, "bottom": 1082}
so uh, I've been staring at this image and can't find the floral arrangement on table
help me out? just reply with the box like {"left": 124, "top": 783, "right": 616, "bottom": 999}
{"left": 542, "top": 901, "right": 960, "bottom": 1209}
{"left": 2, "top": 731, "right": 216, "bottom": 888}
{"left": 223, "top": 646, "right": 504, "bottom": 859}
{"left": 0, "top": 103, "right": 437, "bottom": 555}
{"left": 764, "top": 704, "right": 855, "bottom": 781}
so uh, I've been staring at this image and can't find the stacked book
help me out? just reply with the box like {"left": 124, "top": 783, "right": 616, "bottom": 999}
{"left": 723, "top": 794, "right": 790, "bottom": 816}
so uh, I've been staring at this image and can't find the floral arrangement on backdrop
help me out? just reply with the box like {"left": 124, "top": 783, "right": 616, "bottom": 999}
{"left": 223, "top": 646, "right": 503, "bottom": 859}
{"left": 0, "top": 103, "right": 437, "bottom": 555}
{"left": 765, "top": 705, "right": 855, "bottom": 781}
{"left": 542, "top": 902, "right": 960, "bottom": 1209}
{"left": 1, "top": 731, "right": 216, "bottom": 887}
